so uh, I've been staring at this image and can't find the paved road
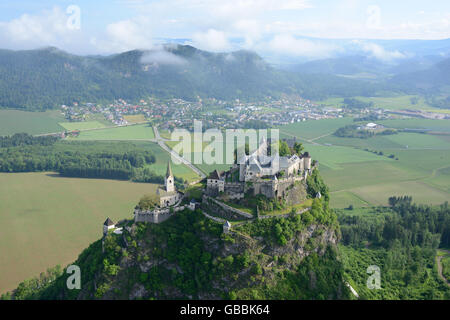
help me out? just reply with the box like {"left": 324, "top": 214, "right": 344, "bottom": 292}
{"left": 154, "top": 126, "right": 206, "bottom": 179}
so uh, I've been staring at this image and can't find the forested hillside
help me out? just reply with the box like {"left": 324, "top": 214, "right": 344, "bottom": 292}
{"left": 0, "top": 45, "right": 403, "bottom": 110}
{"left": 338, "top": 197, "right": 450, "bottom": 299}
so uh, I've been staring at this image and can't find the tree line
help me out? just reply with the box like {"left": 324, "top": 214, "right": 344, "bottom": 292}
{"left": 0, "top": 134, "right": 180, "bottom": 184}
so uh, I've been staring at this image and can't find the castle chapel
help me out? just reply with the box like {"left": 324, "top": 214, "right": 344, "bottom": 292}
{"left": 156, "top": 161, "right": 183, "bottom": 207}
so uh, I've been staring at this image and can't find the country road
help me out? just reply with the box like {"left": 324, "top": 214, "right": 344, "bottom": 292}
{"left": 35, "top": 122, "right": 206, "bottom": 181}
{"left": 154, "top": 126, "right": 206, "bottom": 179}
{"left": 34, "top": 121, "right": 150, "bottom": 137}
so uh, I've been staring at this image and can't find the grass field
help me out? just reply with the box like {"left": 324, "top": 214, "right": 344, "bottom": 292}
{"left": 0, "top": 172, "right": 159, "bottom": 293}
{"left": 59, "top": 121, "right": 107, "bottom": 131}
{"left": 142, "top": 142, "right": 201, "bottom": 183}
{"left": 123, "top": 114, "right": 147, "bottom": 123}
{"left": 0, "top": 110, "right": 65, "bottom": 136}
{"left": 278, "top": 118, "right": 450, "bottom": 209}
{"left": 70, "top": 123, "right": 155, "bottom": 140}
{"left": 279, "top": 117, "right": 354, "bottom": 141}
{"left": 314, "top": 95, "right": 447, "bottom": 114}
{"left": 377, "top": 119, "right": 450, "bottom": 133}
{"left": 304, "top": 144, "right": 394, "bottom": 169}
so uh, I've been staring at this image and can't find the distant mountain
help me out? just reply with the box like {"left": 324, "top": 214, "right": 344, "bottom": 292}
{"left": 0, "top": 45, "right": 300, "bottom": 110}
{"left": 287, "top": 54, "right": 447, "bottom": 80}
{"left": 288, "top": 55, "right": 391, "bottom": 78}
{"left": 1, "top": 44, "right": 447, "bottom": 111}
{"left": 390, "top": 57, "right": 450, "bottom": 94}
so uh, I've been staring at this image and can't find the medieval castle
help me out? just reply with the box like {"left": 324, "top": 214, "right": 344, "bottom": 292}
{"left": 205, "top": 137, "right": 312, "bottom": 200}
{"left": 103, "top": 138, "right": 315, "bottom": 235}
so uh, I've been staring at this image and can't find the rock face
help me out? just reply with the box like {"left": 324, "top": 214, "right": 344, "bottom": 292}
{"left": 87, "top": 212, "right": 342, "bottom": 300}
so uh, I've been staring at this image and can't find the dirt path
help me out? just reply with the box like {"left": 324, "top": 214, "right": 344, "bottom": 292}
{"left": 436, "top": 249, "right": 450, "bottom": 287}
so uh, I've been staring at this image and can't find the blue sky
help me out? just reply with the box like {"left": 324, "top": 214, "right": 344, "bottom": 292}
{"left": 0, "top": 0, "right": 448, "bottom": 56}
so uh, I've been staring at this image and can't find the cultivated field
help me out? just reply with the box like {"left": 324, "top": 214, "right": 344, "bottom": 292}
{"left": 123, "top": 114, "right": 147, "bottom": 123}
{"left": 279, "top": 118, "right": 450, "bottom": 209}
{"left": 315, "top": 95, "right": 447, "bottom": 114}
{"left": 142, "top": 141, "right": 201, "bottom": 182}
{"left": 70, "top": 123, "right": 155, "bottom": 140}
{"left": 0, "top": 172, "right": 159, "bottom": 293}
{"left": 59, "top": 121, "right": 107, "bottom": 131}
{"left": 279, "top": 117, "right": 354, "bottom": 141}
{"left": 0, "top": 110, "right": 65, "bottom": 136}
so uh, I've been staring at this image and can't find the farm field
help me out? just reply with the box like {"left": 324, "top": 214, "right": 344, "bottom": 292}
{"left": 329, "top": 191, "right": 370, "bottom": 209}
{"left": 317, "top": 132, "right": 450, "bottom": 150}
{"left": 59, "top": 121, "right": 106, "bottom": 131}
{"left": 279, "top": 117, "right": 354, "bottom": 141}
{"left": 141, "top": 141, "right": 201, "bottom": 183}
{"left": 0, "top": 109, "right": 65, "bottom": 136}
{"left": 0, "top": 172, "right": 159, "bottom": 294}
{"left": 303, "top": 143, "right": 394, "bottom": 170}
{"left": 377, "top": 118, "right": 450, "bottom": 133}
{"left": 385, "top": 133, "right": 450, "bottom": 150}
{"left": 70, "top": 123, "right": 155, "bottom": 140}
{"left": 278, "top": 118, "right": 450, "bottom": 209}
{"left": 314, "top": 95, "right": 446, "bottom": 113}
{"left": 349, "top": 180, "right": 449, "bottom": 207}
{"left": 123, "top": 114, "right": 146, "bottom": 123}
{"left": 166, "top": 138, "right": 235, "bottom": 175}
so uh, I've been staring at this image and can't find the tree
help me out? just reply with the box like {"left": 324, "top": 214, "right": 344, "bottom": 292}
{"left": 138, "top": 194, "right": 160, "bottom": 210}
{"left": 279, "top": 141, "right": 291, "bottom": 156}
{"left": 293, "top": 142, "right": 304, "bottom": 155}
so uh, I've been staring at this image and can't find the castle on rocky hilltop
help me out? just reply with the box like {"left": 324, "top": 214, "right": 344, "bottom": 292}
{"left": 206, "top": 138, "right": 312, "bottom": 200}
{"left": 125, "top": 138, "right": 315, "bottom": 228}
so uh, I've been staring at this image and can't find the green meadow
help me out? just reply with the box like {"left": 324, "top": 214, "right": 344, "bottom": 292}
{"left": 277, "top": 118, "right": 450, "bottom": 209}
{"left": 315, "top": 95, "right": 447, "bottom": 113}
{"left": 0, "top": 172, "right": 159, "bottom": 293}
{"left": 0, "top": 109, "right": 65, "bottom": 136}
{"left": 142, "top": 141, "right": 201, "bottom": 182}
{"left": 70, "top": 123, "right": 155, "bottom": 140}
{"left": 59, "top": 121, "right": 107, "bottom": 131}
{"left": 279, "top": 117, "right": 354, "bottom": 141}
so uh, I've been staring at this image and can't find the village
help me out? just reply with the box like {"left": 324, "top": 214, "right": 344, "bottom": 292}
{"left": 59, "top": 95, "right": 400, "bottom": 132}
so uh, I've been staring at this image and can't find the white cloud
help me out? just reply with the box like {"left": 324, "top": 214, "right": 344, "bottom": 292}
{"left": 232, "top": 19, "right": 262, "bottom": 48}
{"left": 0, "top": 7, "right": 82, "bottom": 50}
{"left": 191, "top": 29, "right": 230, "bottom": 52}
{"left": 358, "top": 42, "right": 406, "bottom": 62}
{"left": 92, "top": 17, "right": 153, "bottom": 53}
{"left": 267, "top": 34, "right": 340, "bottom": 59}
{"left": 140, "top": 49, "right": 187, "bottom": 65}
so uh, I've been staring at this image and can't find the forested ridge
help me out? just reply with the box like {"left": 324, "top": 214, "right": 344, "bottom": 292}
{"left": 0, "top": 46, "right": 403, "bottom": 110}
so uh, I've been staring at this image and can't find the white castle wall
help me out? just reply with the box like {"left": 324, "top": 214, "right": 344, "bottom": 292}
{"left": 134, "top": 205, "right": 190, "bottom": 224}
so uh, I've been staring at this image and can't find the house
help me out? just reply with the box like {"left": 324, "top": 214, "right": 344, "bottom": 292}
{"left": 365, "top": 123, "right": 383, "bottom": 130}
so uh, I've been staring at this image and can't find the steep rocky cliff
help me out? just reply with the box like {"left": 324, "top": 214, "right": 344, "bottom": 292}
{"left": 27, "top": 196, "right": 348, "bottom": 300}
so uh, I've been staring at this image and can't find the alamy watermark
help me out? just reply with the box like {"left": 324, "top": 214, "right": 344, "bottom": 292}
{"left": 366, "top": 5, "right": 381, "bottom": 29}
{"left": 366, "top": 265, "right": 381, "bottom": 290}
{"left": 66, "top": 264, "right": 81, "bottom": 290}
{"left": 169, "top": 120, "right": 280, "bottom": 167}
{"left": 66, "top": 5, "right": 81, "bottom": 30}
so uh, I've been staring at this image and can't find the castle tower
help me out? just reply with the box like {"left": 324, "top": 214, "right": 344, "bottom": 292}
{"left": 103, "top": 217, "right": 115, "bottom": 236}
{"left": 165, "top": 161, "right": 175, "bottom": 193}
